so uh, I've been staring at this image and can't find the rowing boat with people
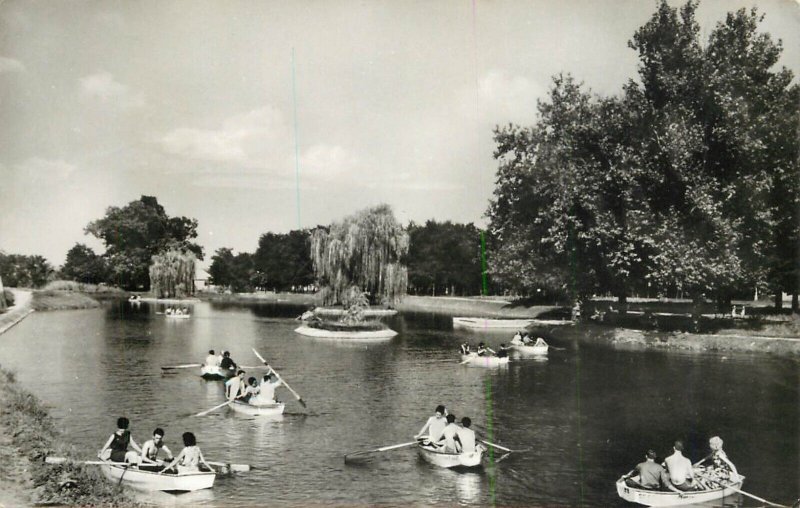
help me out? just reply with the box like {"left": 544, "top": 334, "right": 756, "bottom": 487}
{"left": 510, "top": 337, "right": 549, "bottom": 355}
{"left": 460, "top": 353, "right": 509, "bottom": 367}
{"left": 615, "top": 475, "right": 745, "bottom": 506}
{"left": 229, "top": 400, "right": 285, "bottom": 416}
{"left": 417, "top": 442, "right": 483, "bottom": 468}
{"left": 99, "top": 461, "right": 216, "bottom": 492}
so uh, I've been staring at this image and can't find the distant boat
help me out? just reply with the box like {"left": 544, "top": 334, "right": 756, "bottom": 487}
{"left": 453, "top": 317, "right": 572, "bottom": 329}
{"left": 165, "top": 313, "right": 190, "bottom": 319}
{"left": 460, "top": 353, "right": 509, "bottom": 367}
{"left": 294, "top": 325, "right": 397, "bottom": 340}
{"left": 510, "top": 337, "right": 549, "bottom": 355}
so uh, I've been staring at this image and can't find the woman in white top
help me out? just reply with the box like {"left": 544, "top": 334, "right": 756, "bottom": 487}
{"left": 161, "top": 432, "right": 213, "bottom": 474}
{"left": 252, "top": 372, "right": 282, "bottom": 405}
{"left": 416, "top": 405, "right": 447, "bottom": 443}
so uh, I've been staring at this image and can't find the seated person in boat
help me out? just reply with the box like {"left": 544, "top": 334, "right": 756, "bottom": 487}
{"left": 496, "top": 344, "right": 510, "bottom": 358}
{"left": 694, "top": 436, "right": 739, "bottom": 485}
{"left": 204, "top": 349, "right": 219, "bottom": 367}
{"left": 251, "top": 371, "right": 282, "bottom": 405}
{"left": 459, "top": 343, "right": 471, "bottom": 355}
{"left": 664, "top": 441, "right": 699, "bottom": 492}
{"left": 511, "top": 332, "right": 522, "bottom": 345}
{"left": 476, "top": 342, "right": 488, "bottom": 356}
{"left": 242, "top": 376, "right": 260, "bottom": 403}
{"left": 415, "top": 405, "right": 447, "bottom": 444}
{"left": 454, "top": 417, "right": 484, "bottom": 454}
{"left": 220, "top": 351, "right": 237, "bottom": 372}
{"left": 522, "top": 333, "right": 533, "bottom": 345}
{"left": 619, "top": 449, "right": 670, "bottom": 490}
{"left": 165, "top": 307, "right": 173, "bottom": 315}
{"left": 437, "top": 414, "right": 460, "bottom": 453}
{"left": 160, "top": 432, "right": 213, "bottom": 474}
{"left": 98, "top": 416, "right": 142, "bottom": 464}
{"left": 225, "top": 370, "right": 247, "bottom": 401}
{"left": 139, "top": 428, "right": 174, "bottom": 467}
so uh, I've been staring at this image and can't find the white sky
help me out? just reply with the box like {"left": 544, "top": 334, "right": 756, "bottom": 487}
{"left": 1, "top": 0, "right": 798, "bottom": 266}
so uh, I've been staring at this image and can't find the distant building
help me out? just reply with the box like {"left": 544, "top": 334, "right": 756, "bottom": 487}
{"left": 195, "top": 267, "right": 211, "bottom": 292}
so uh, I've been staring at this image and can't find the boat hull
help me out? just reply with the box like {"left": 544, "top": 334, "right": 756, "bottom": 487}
{"left": 165, "top": 314, "right": 190, "bottom": 319}
{"left": 453, "top": 317, "right": 532, "bottom": 329}
{"left": 615, "top": 477, "right": 743, "bottom": 506}
{"left": 510, "top": 339, "right": 549, "bottom": 356}
{"left": 229, "top": 400, "right": 285, "bottom": 416}
{"left": 200, "top": 365, "right": 234, "bottom": 380}
{"left": 100, "top": 463, "right": 215, "bottom": 492}
{"left": 460, "top": 354, "right": 509, "bottom": 367}
{"left": 417, "top": 444, "right": 483, "bottom": 468}
{"left": 294, "top": 325, "right": 397, "bottom": 340}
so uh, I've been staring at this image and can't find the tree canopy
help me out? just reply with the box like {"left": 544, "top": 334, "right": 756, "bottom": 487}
{"left": 311, "top": 204, "right": 409, "bottom": 306}
{"left": 60, "top": 244, "right": 107, "bottom": 284}
{"left": 406, "top": 220, "right": 483, "bottom": 296}
{"left": 253, "top": 230, "right": 314, "bottom": 292}
{"left": 0, "top": 252, "right": 54, "bottom": 288}
{"left": 149, "top": 249, "right": 197, "bottom": 298}
{"left": 85, "top": 196, "right": 203, "bottom": 290}
{"left": 486, "top": 0, "right": 799, "bottom": 307}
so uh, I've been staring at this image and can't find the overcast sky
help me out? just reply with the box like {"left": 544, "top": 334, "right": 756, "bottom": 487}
{"left": 1, "top": 0, "right": 798, "bottom": 266}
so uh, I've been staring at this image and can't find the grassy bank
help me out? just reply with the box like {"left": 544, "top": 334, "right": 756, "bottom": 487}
{"left": 0, "top": 366, "right": 138, "bottom": 506}
{"left": 32, "top": 290, "right": 102, "bottom": 311}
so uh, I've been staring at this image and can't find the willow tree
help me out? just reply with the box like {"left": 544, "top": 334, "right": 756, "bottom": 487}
{"left": 149, "top": 249, "right": 197, "bottom": 298}
{"left": 311, "top": 204, "right": 409, "bottom": 306}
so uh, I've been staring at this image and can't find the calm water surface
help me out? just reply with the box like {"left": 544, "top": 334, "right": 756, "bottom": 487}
{"left": 0, "top": 301, "right": 797, "bottom": 507}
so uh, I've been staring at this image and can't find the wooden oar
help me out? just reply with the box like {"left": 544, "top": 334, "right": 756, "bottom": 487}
{"left": 207, "top": 460, "right": 251, "bottom": 473}
{"left": 696, "top": 471, "right": 790, "bottom": 508}
{"left": 480, "top": 440, "right": 513, "bottom": 453}
{"left": 161, "top": 363, "right": 202, "bottom": 370}
{"left": 46, "top": 457, "right": 129, "bottom": 466}
{"left": 344, "top": 441, "right": 418, "bottom": 461}
{"left": 252, "top": 348, "right": 306, "bottom": 408}
{"left": 194, "top": 400, "right": 233, "bottom": 417}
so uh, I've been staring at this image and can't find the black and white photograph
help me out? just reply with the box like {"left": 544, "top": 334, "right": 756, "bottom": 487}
{"left": 0, "top": 0, "right": 798, "bottom": 506}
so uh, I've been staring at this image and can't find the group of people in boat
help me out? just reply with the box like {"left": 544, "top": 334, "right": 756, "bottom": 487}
{"left": 165, "top": 306, "right": 190, "bottom": 316}
{"left": 620, "top": 437, "right": 739, "bottom": 492}
{"left": 205, "top": 349, "right": 238, "bottom": 372}
{"left": 459, "top": 342, "right": 511, "bottom": 358}
{"left": 98, "top": 417, "right": 213, "bottom": 473}
{"left": 224, "top": 368, "right": 283, "bottom": 406}
{"left": 510, "top": 331, "right": 546, "bottom": 347}
{"left": 415, "top": 405, "right": 486, "bottom": 454}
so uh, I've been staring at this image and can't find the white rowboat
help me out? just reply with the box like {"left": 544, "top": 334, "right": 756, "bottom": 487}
{"left": 615, "top": 476, "right": 744, "bottom": 506}
{"left": 417, "top": 443, "right": 483, "bottom": 468}
{"left": 200, "top": 365, "right": 233, "bottom": 380}
{"left": 294, "top": 325, "right": 397, "bottom": 340}
{"left": 165, "top": 313, "right": 190, "bottom": 319}
{"left": 510, "top": 338, "right": 549, "bottom": 355}
{"left": 100, "top": 462, "right": 215, "bottom": 492}
{"left": 453, "top": 317, "right": 532, "bottom": 329}
{"left": 460, "top": 353, "right": 509, "bottom": 367}
{"left": 229, "top": 400, "right": 285, "bottom": 416}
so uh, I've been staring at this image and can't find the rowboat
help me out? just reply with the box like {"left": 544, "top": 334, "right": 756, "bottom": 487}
{"left": 99, "top": 462, "right": 215, "bottom": 492}
{"left": 417, "top": 443, "right": 483, "bottom": 468}
{"left": 229, "top": 400, "right": 285, "bottom": 416}
{"left": 165, "top": 313, "right": 190, "bottom": 319}
{"left": 460, "top": 353, "right": 509, "bottom": 367}
{"left": 615, "top": 475, "right": 744, "bottom": 506}
{"left": 294, "top": 325, "right": 397, "bottom": 340}
{"left": 510, "top": 337, "right": 549, "bottom": 355}
{"left": 453, "top": 317, "right": 533, "bottom": 329}
{"left": 200, "top": 365, "right": 234, "bottom": 381}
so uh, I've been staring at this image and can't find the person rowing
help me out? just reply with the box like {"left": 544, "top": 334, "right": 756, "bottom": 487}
{"left": 664, "top": 440, "right": 699, "bottom": 492}
{"left": 459, "top": 343, "right": 471, "bottom": 355}
{"left": 98, "top": 416, "right": 143, "bottom": 464}
{"left": 250, "top": 371, "right": 282, "bottom": 406}
{"left": 496, "top": 344, "right": 511, "bottom": 358}
{"left": 476, "top": 342, "right": 496, "bottom": 357}
{"left": 454, "top": 417, "right": 484, "bottom": 454}
{"left": 220, "top": 351, "right": 237, "bottom": 373}
{"left": 139, "top": 428, "right": 174, "bottom": 467}
{"left": 225, "top": 370, "right": 247, "bottom": 401}
{"left": 619, "top": 449, "right": 671, "bottom": 490}
{"left": 415, "top": 405, "right": 447, "bottom": 445}
{"left": 512, "top": 331, "right": 523, "bottom": 344}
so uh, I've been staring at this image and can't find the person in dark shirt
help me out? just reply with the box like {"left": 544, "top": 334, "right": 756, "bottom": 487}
{"left": 219, "top": 351, "right": 237, "bottom": 371}
{"left": 620, "top": 449, "right": 671, "bottom": 490}
{"left": 496, "top": 344, "right": 510, "bottom": 358}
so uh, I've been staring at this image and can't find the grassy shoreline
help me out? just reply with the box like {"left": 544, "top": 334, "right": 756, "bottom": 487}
{"left": 0, "top": 366, "right": 138, "bottom": 507}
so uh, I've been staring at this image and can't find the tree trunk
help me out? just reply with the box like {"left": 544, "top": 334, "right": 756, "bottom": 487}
{"left": 617, "top": 292, "right": 627, "bottom": 315}
{"left": 792, "top": 292, "right": 798, "bottom": 312}
{"left": 774, "top": 292, "right": 783, "bottom": 311}
{"left": 0, "top": 276, "right": 5, "bottom": 310}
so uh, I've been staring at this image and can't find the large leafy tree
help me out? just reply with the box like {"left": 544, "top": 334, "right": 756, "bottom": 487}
{"left": 406, "top": 220, "right": 484, "bottom": 296}
{"left": 0, "top": 252, "right": 54, "bottom": 288}
{"left": 85, "top": 196, "right": 203, "bottom": 290}
{"left": 310, "top": 204, "right": 408, "bottom": 306}
{"left": 252, "top": 230, "right": 314, "bottom": 292}
{"left": 60, "top": 243, "right": 107, "bottom": 284}
{"left": 208, "top": 247, "right": 256, "bottom": 293}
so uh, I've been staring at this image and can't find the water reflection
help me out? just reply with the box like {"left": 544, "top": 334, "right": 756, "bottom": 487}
{"left": 132, "top": 488, "right": 215, "bottom": 506}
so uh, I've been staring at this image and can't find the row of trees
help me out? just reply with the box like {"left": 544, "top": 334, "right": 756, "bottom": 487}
{"left": 207, "top": 213, "right": 489, "bottom": 300}
{"left": 0, "top": 252, "right": 53, "bottom": 288}
{"left": 486, "top": 1, "right": 798, "bottom": 309}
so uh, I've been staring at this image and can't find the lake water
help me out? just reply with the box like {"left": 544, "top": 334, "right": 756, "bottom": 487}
{"left": 0, "top": 301, "right": 797, "bottom": 507}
